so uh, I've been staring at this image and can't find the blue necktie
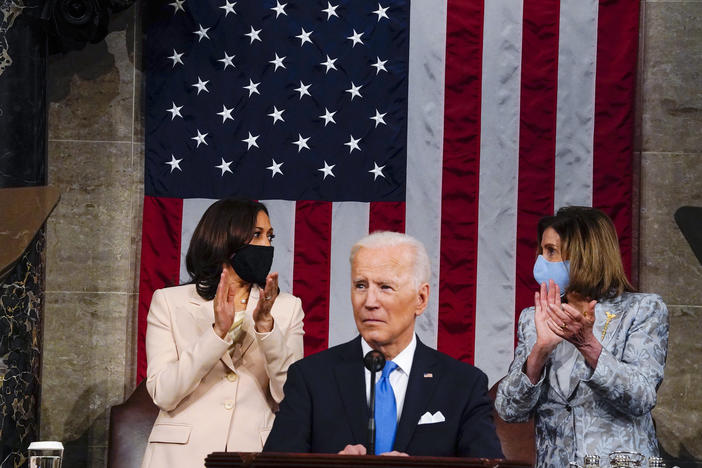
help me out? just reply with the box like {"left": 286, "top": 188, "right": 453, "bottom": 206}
{"left": 374, "top": 360, "right": 398, "bottom": 454}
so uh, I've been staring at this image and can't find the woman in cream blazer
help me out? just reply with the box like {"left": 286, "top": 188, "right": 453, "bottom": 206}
{"left": 141, "top": 200, "right": 304, "bottom": 468}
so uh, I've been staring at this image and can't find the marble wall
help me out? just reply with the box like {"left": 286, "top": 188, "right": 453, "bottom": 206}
{"left": 39, "top": 1, "right": 702, "bottom": 467}
{"left": 641, "top": 1, "right": 702, "bottom": 462}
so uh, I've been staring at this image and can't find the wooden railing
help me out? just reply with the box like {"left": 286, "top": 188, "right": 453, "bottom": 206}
{"left": 205, "top": 452, "right": 532, "bottom": 468}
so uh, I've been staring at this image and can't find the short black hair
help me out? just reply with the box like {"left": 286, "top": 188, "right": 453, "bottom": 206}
{"left": 185, "top": 199, "right": 269, "bottom": 300}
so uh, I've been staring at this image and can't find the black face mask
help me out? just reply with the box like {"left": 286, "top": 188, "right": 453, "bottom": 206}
{"left": 230, "top": 245, "right": 274, "bottom": 287}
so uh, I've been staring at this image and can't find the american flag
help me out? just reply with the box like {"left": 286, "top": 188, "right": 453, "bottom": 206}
{"left": 138, "top": 0, "right": 639, "bottom": 386}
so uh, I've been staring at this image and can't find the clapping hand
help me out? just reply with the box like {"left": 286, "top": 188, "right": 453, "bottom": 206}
{"left": 545, "top": 288, "right": 602, "bottom": 368}
{"left": 526, "top": 280, "right": 565, "bottom": 383}
{"left": 534, "top": 280, "right": 564, "bottom": 353}
{"left": 213, "top": 268, "right": 238, "bottom": 339}
{"left": 252, "top": 272, "right": 279, "bottom": 333}
{"left": 546, "top": 291, "right": 597, "bottom": 349}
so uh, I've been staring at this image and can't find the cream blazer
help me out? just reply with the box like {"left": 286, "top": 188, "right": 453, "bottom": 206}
{"left": 140, "top": 284, "right": 304, "bottom": 468}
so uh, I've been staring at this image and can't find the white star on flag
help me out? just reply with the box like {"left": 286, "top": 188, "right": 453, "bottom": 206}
{"left": 372, "top": 4, "right": 389, "bottom": 21}
{"left": 318, "top": 161, "right": 335, "bottom": 179}
{"left": 268, "top": 106, "right": 285, "bottom": 124}
{"left": 322, "top": 2, "right": 338, "bottom": 20}
{"left": 267, "top": 159, "right": 284, "bottom": 177}
{"left": 217, "top": 105, "right": 235, "bottom": 123}
{"left": 244, "top": 79, "right": 261, "bottom": 96}
{"left": 215, "top": 158, "right": 233, "bottom": 175}
{"left": 345, "top": 135, "right": 361, "bottom": 153}
{"left": 269, "top": 53, "right": 286, "bottom": 71}
{"left": 294, "top": 81, "right": 311, "bottom": 99}
{"left": 347, "top": 30, "right": 364, "bottom": 47}
{"left": 370, "top": 109, "right": 387, "bottom": 127}
{"left": 296, "top": 28, "right": 313, "bottom": 46}
{"left": 271, "top": 1, "right": 287, "bottom": 18}
{"left": 169, "top": 0, "right": 184, "bottom": 13}
{"left": 192, "top": 130, "right": 208, "bottom": 147}
{"left": 320, "top": 108, "right": 336, "bottom": 126}
{"left": 369, "top": 162, "right": 386, "bottom": 180}
{"left": 321, "top": 55, "right": 337, "bottom": 73}
{"left": 168, "top": 49, "right": 184, "bottom": 67}
{"left": 194, "top": 25, "right": 210, "bottom": 41}
{"left": 346, "top": 82, "right": 362, "bottom": 100}
{"left": 245, "top": 26, "right": 262, "bottom": 43}
{"left": 372, "top": 57, "right": 387, "bottom": 74}
{"left": 242, "top": 132, "right": 260, "bottom": 149}
{"left": 166, "top": 154, "right": 182, "bottom": 172}
{"left": 220, "top": 0, "right": 236, "bottom": 16}
{"left": 167, "top": 102, "right": 183, "bottom": 120}
{"left": 218, "top": 52, "right": 235, "bottom": 69}
{"left": 192, "top": 77, "right": 209, "bottom": 94}
{"left": 293, "top": 134, "right": 310, "bottom": 152}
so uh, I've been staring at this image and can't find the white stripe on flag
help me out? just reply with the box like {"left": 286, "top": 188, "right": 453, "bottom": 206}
{"left": 474, "top": 0, "right": 524, "bottom": 387}
{"left": 262, "top": 199, "right": 296, "bottom": 295}
{"left": 554, "top": 0, "right": 598, "bottom": 209}
{"left": 405, "top": 0, "right": 448, "bottom": 349}
{"left": 328, "top": 202, "right": 370, "bottom": 347}
{"left": 180, "top": 198, "right": 217, "bottom": 285}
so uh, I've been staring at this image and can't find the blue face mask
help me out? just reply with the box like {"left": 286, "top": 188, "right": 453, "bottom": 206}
{"left": 533, "top": 255, "right": 570, "bottom": 295}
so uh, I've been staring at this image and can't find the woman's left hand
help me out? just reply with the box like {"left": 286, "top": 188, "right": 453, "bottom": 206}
{"left": 546, "top": 296, "right": 603, "bottom": 368}
{"left": 252, "top": 272, "right": 279, "bottom": 333}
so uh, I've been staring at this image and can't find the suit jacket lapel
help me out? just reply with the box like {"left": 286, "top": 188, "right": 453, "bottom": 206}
{"left": 333, "top": 337, "right": 370, "bottom": 446}
{"left": 565, "top": 301, "right": 624, "bottom": 400}
{"left": 393, "top": 340, "right": 439, "bottom": 452}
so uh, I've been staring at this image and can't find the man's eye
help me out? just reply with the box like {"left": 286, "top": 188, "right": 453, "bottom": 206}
{"left": 355, "top": 283, "right": 366, "bottom": 289}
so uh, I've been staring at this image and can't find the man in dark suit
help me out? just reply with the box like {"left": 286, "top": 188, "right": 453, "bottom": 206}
{"left": 264, "top": 232, "right": 503, "bottom": 458}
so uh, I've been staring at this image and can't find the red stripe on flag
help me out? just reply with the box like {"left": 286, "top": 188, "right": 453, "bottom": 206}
{"left": 292, "top": 201, "right": 332, "bottom": 356}
{"left": 593, "top": 0, "right": 638, "bottom": 279}
{"left": 514, "top": 0, "right": 561, "bottom": 336}
{"left": 137, "top": 196, "right": 183, "bottom": 382}
{"left": 437, "top": 0, "right": 484, "bottom": 364}
{"left": 369, "top": 202, "right": 406, "bottom": 233}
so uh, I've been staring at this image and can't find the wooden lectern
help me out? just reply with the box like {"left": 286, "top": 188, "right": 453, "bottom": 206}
{"left": 0, "top": 186, "right": 61, "bottom": 280}
{"left": 205, "top": 452, "right": 531, "bottom": 468}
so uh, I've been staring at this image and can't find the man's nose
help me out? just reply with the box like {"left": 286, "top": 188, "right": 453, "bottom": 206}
{"left": 364, "top": 286, "right": 380, "bottom": 308}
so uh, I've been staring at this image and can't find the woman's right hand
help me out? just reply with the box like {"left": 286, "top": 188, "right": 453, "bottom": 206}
{"left": 213, "top": 268, "right": 237, "bottom": 339}
{"left": 525, "top": 280, "right": 563, "bottom": 384}
{"left": 534, "top": 280, "right": 564, "bottom": 352}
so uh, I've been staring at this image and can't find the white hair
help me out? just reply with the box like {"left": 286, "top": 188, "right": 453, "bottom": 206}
{"left": 349, "top": 231, "right": 430, "bottom": 288}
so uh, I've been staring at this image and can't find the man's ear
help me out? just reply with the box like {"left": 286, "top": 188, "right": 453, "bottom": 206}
{"left": 415, "top": 283, "right": 430, "bottom": 317}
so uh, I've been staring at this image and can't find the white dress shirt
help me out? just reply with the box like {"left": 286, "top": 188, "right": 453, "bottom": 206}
{"left": 361, "top": 334, "right": 416, "bottom": 422}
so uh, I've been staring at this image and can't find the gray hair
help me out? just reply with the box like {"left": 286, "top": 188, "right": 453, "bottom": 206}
{"left": 349, "top": 231, "right": 430, "bottom": 288}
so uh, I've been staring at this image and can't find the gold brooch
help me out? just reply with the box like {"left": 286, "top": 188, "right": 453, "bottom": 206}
{"left": 601, "top": 311, "right": 617, "bottom": 340}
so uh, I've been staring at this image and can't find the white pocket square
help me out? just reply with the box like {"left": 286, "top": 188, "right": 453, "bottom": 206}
{"left": 417, "top": 411, "right": 445, "bottom": 425}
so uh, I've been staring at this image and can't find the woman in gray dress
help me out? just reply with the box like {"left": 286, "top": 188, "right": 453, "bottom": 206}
{"left": 495, "top": 206, "right": 669, "bottom": 468}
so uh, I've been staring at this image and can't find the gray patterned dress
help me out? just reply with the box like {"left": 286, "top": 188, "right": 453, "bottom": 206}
{"left": 495, "top": 293, "right": 669, "bottom": 468}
